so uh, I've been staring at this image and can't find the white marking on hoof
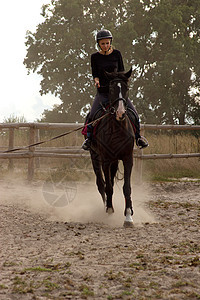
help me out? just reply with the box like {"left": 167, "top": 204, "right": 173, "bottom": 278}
{"left": 124, "top": 208, "right": 133, "bottom": 227}
{"left": 123, "top": 221, "right": 134, "bottom": 228}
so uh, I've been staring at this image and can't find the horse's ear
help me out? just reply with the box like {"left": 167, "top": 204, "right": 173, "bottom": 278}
{"left": 124, "top": 67, "right": 132, "bottom": 79}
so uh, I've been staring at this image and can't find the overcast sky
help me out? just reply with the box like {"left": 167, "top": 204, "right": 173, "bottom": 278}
{"left": 0, "top": 0, "right": 61, "bottom": 122}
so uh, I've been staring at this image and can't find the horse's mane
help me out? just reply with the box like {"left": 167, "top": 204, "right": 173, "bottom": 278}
{"left": 106, "top": 70, "right": 130, "bottom": 83}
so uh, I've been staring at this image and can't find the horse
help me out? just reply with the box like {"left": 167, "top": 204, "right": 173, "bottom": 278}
{"left": 89, "top": 68, "right": 135, "bottom": 227}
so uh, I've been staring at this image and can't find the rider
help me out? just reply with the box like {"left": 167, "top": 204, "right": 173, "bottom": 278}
{"left": 82, "top": 29, "right": 149, "bottom": 150}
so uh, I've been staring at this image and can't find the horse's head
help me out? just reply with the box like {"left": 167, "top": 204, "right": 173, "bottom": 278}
{"left": 106, "top": 68, "right": 132, "bottom": 121}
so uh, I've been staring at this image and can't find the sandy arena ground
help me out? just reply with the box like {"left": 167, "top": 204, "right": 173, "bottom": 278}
{"left": 0, "top": 177, "right": 199, "bottom": 299}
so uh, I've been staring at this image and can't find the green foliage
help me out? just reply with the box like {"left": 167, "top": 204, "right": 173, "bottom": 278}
{"left": 24, "top": 0, "right": 200, "bottom": 124}
{"left": 129, "top": 0, "right": 200, "bottom": 125}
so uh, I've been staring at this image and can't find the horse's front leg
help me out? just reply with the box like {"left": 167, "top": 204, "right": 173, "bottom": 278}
{"left": 123, "top": 156, "right": 134, "bottom": 227}
{"left": 90, "top": 150, "right": 105, "bottom": 204}
{"left": 102, "top": 162, "right": 114, "bottom": 214}
{"left": 110, "top": 161, "right": 118, "bottom": 187}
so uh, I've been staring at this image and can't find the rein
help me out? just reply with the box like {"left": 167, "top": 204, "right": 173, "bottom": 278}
{"left": 3, "top": 113, "right": 110, "bottom": 154}
{"left": 4, "top": 78, "right": 128, "bottom": 154}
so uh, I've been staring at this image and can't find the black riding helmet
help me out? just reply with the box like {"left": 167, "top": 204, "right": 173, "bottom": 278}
{"left": 96, "top": 29, "right": 112, "bottom": 44}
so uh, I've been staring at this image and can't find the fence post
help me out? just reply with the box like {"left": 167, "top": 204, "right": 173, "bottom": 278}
{"left": 35, "top": 128, "right": 40, "bottom": 169}
{"left": 8, "top": 128, "right": 14, "bottom": 172}
{"left": 27, "top": 125, "right": 36, "bottom": 181}
{"left": 135, "top": 126, "right": 145, "bottom": 184}
{"left": 135, "top": 147, "right": 143, "bottom": 184}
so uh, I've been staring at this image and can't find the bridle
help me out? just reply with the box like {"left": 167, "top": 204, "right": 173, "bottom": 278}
{"left": 109, "top": 78, "right": 128, "bottom": 115}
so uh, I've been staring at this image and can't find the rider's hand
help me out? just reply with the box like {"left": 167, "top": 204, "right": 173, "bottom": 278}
{"left": 94, "top": 78, "right": 100, "bottom": 88}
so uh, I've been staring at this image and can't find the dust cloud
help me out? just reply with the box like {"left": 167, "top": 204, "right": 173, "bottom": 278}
{"left": 0, "top": 175, "right": 156, "bottom": 227}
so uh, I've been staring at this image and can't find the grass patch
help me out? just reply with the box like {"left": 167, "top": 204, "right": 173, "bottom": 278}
{"left": 149, "top": 200, "right": 199, "bottom": 211}
{"left": 142, "top": 158, "right": 200, "bottom": 182}
{"left": 0, "top": 284, "right": 8, "bottom": 290}
{"left": 79, "top": 284, "right": 94, "bottom": 297}
{"left": 12, "top": 276, "right": 33, "bottom": 294}
{"left": 21, "top": 262, "right": 71, "bottom": 274}
{"left": 22, "top": 266, "right": 54, "bottom": 273}
{"left": 43, "top": 280, "right": 60, "bottom": 291}
{"left": 3, "top": 261, "right": 18, "bottom": 267}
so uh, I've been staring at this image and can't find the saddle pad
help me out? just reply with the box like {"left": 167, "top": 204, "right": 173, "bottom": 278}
{"left": 81, "top": 121, "right": 88, "bottom": 137}
{"left": 81, "top": 106, "right": 109, "bottom": 137}
{"left": 81, "top": 119, "right": 102, "bottom": 138}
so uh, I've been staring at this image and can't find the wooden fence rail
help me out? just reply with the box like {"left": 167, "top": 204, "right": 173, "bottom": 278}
{"left": 0, "top": 122, "right": 200, "bottom": 181}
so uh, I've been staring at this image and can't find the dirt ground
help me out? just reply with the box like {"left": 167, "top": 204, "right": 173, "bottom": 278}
{"left": 0, "top": 176, "right": 199, "bottom": 300}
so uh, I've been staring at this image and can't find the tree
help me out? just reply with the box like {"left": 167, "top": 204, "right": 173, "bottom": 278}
{"left": 24, "top": 0, "right": 200, "bottom": 124}
{"left": 24, "top": 0, "right": 129, "bottom": 122}
{"left": 125, "top": 0, "right": 200, "bottom": 124}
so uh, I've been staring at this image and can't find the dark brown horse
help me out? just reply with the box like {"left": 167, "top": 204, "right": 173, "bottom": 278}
{"left": 89, "top": 68, "right": 135, "bottom": 227}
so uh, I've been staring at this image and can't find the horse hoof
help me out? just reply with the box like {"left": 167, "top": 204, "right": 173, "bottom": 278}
{"left": 123, "top": 221, "right": 134, "bottom": 228}
{"left": 106, "top": 207, "right": 114, "bottom": 215}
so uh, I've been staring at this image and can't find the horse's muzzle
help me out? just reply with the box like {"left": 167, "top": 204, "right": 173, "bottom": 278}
{"left": 116, "top": 113, "right": 126, "bottom": 121}
{"left": 116, "top": 100, "right": 126, "bottom": 121}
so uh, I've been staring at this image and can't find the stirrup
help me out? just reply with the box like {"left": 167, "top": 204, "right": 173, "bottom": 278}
{"left": 136, "top": 136, "right": 149, "bottom": 149}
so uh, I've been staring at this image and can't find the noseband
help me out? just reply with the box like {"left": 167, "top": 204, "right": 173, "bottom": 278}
{"left": 110, "top": 97, "right": 127, "bottom": 114}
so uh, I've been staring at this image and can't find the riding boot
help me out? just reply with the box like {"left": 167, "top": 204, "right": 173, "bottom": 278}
{"left": 136, "top": 135, "right": 149, "bottom": 149}
{"left": 82, "top": 124, "right": 93, "bottom": 151}
{"left": 127, "top": 108, "right": 149, "bottom": 149}
{"left": 134, "top": 128, "right": 149, "bottom": 149}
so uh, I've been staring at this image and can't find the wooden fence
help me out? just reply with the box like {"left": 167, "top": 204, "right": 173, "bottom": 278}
{"left": 0, "top": 122, "right": 200, "bottom": 181}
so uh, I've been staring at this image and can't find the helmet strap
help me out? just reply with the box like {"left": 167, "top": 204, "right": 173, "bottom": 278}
{"left": 98, "top": 44, "right": 112, "bottom": 55}
{"left": 104, "top": 45, "right": 111, "bottom": 55}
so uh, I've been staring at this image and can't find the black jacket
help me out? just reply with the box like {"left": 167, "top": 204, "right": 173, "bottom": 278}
{"left": 91, "top": 49, "right": 124, "bottom": 93}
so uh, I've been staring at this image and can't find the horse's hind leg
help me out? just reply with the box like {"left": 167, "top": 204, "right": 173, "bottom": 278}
{"left": 123, "top": 156, "right": 134, "bottom": 226}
